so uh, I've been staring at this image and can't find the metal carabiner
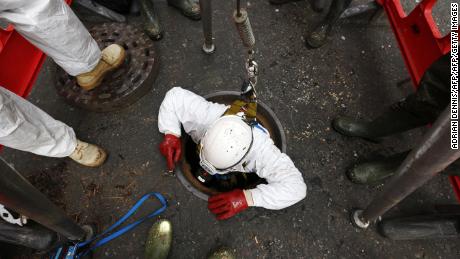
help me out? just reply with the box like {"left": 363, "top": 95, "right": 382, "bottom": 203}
{"left": 0, "top": 204, "right": 27, "bottom": 226}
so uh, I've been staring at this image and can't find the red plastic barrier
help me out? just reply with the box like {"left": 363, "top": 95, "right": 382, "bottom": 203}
{"left": 376, "top": 0, "right": 451, "bottom": 88}
{"left": 449, "top": 176, "right": 460, "bottom": 202}
{"left": 0, "top": 0, "right": 72, "bottom": 98}
{"left": 0, "top": 27, "right": 47, "bottom": 97}
{"left": 377, "top": 0, "right": 460, "bottom": 202}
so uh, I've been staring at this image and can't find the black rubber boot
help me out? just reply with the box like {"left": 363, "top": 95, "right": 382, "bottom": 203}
{"left": 139, "top": 0, "right": 163, "bottom": 40}
{"left": 347, "top": 151, "right": 409, "bottom": 184}
{"left": 269, "top": 0, "right": 302, "bottom": 5}
{"left": 378, "top": 215, "right": 460, "bottom": 240}
{"left": 305, "top": 0, "right": 352, "bottom": 48}
{"left": 305, "top": 24, "right": 331, "bottom": 49}
{"left": 348, "top": 148, "right": 460, "bottom": 185}
{"left": 167, "top": 0, "right": 201, "bottom": 20}
{"left": 333, "top": 53, "right": 451, "bottom": 140}
{"left": 309, "top": 0, "right": 329, "bottom": 12}
{"left": 332, "top": 105, "right": 430, "bottom": 142}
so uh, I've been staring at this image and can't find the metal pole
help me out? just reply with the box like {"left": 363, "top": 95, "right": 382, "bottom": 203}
{"left": 0, "top": 157, "right": 86, "bottom": 241}
{"left": 352, "top": 106, "right": 460, "bottom": 228}
{"left": 200, "top": 0, "right": 215, "bottom": 54}
{"left": 0, "top": 220, "right": 64, "bottom": 250}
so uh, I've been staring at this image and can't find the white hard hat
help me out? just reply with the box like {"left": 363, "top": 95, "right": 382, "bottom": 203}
{"left": 199, "top": 115, "right": 253, "bottom": 174}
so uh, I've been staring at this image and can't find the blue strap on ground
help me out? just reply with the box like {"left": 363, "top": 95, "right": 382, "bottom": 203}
{"left": 53, "top": 192, "right": 167, "bottom": 259}
{"left": 53, "top": 247, "right": 62, "bottom": 259}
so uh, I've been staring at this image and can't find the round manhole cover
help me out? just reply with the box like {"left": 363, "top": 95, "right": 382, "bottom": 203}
{"left": 55, "top": 22, "right": 159, "bottom": 112}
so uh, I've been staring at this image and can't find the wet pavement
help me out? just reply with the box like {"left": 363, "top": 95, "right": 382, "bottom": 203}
{"left": 2, "top": 0, "right": 460, "bottom": 258}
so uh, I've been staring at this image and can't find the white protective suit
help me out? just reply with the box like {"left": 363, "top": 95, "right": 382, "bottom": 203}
{"left": 0, "top": 0, "right": 101, "bottom": 76}
{"left": 158, "top": 87, "right": 307, "bottom": 210}
{"left": 0, "top": 87, "right": 76, "bottom": 157}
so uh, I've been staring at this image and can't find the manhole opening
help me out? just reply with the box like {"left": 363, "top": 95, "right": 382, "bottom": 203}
{"left": 183, "top": 137, "right": 267, "bottom": 193}
{"left": 177, "top": 91, "right": 287, "bottom": 198}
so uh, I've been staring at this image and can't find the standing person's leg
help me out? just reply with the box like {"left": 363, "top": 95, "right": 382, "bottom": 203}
{"left": 0, "top": 87, "right": 106, "bottom": 166}
{"left": 0, "top": 87, "right": 76, "bottom": 157}
{"left": 332, "top": 53, "right": 451, "bottom": 142}
{"left": 348, "top": 151, "right": 460, "bottom": 184}
{"left": 309, "top": 0, "right": 328, "bottom": 12}
{"left": 167, "top": 0, "right": 201, "bottom": 20}
{"left": 140, "top": 0, "right": 163, "bottom": 41}
{"left": 139, "top": 0, "right": 200, "bottom": 41}
{"left": 0, "top": 0, "right": 100, "bottom": 76}
{"left": 0, "top": 0, "right": 125, "bottom": 90}
{"left": 334, "top": 53, "right": 451, "bottom": 184}
{"left": 306, "top": 0, "right": 352, "bottom": 48}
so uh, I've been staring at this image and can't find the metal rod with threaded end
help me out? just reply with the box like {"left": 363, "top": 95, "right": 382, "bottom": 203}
{"left": 200, "top": 0, "right": 215, "bottom": 54}
{"left": 236, "top": 0, "right": 241, "bottom": 17}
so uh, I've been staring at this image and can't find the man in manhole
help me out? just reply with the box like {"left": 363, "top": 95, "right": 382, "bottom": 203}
{"left": 158, "top": 87, "right": 307, "bottom": 220}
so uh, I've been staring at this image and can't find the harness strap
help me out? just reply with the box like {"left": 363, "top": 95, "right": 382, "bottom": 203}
{"left": 224, "top": 99, "right": 257, "bottom": 122}
{"left": 52, "top": 192, "right": 167, "bottom": 259}
{"left": 77, "top": 192, "right": 167, "bottom": 257}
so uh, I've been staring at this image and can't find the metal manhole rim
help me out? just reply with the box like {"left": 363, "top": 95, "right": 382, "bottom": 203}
{"left": 176, "top": 91, "right": 288, "bottom": 201}
{"left": 204, "top": 90, "right": 287, "bottom": 152}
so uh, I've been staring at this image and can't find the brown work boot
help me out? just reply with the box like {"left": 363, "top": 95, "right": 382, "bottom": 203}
{"left": 76, "top": 44, "right": 126, "bottom": 90}
{"left": 69, "top": 140, "right": 107, "bottom": 167}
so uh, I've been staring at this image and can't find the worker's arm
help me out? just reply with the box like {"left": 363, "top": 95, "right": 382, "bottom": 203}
{"left": 158, "top": 87, "right": 228, "bottom": 142}
{"left": 247, "top": 130, "right": 307, "bottom": 210}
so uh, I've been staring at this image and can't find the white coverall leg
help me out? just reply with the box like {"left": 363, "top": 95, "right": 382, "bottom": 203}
{"left": 0, "top": 87, "right": 76, "bottom": 157}
{"left": 0, "top": 0, "right": 101, "bottom": 76}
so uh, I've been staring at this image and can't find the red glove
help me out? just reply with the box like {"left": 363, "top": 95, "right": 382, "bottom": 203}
{"left": 208, "top": 189, "right": 248, "bottom": 220}
{"left": 159, "top": 134, "right": 182, "bottom": 172}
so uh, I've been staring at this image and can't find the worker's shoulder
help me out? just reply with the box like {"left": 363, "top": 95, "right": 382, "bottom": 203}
{"left": 166, "top": 86, "right": 197, "bottom": 96}
{"left": 252, "top": 124, "right": 275, "bottom": 148}
{"left": 166, "top": 86, "right": 185, "bottom": 94}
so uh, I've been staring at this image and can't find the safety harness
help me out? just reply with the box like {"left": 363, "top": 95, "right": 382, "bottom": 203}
{"left": 223, "top": 98, "right": 257, "bottom": 124}
{"left": 197, "top": 0, "right": 261, "bottom": 182}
